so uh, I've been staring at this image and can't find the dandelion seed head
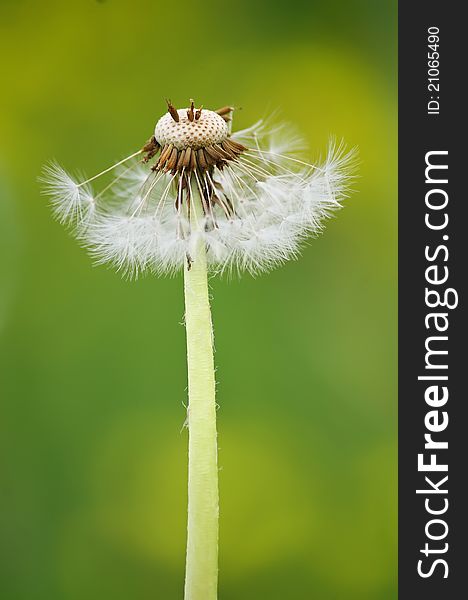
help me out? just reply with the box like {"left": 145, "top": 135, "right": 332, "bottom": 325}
{"left": 155, "top": 109, "right": 229, "bottom": 151}
{"left": 42, "top": 99, "right": 357, "bottom": 278}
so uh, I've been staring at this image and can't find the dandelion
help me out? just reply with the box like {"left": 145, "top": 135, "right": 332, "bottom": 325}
{"left": 42, "top": 99, "right": 356, "bottom": 600}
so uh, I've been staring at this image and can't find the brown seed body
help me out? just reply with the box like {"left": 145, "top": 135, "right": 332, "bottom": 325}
{"left": 151, "top": 103, "right": 247, "bottom": 176}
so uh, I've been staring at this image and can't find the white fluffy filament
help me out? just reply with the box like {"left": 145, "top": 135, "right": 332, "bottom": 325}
{"left": 42, "top": 125, "right": 357, "bottom": 277}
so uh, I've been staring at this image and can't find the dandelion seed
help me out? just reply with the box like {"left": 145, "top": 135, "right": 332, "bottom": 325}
{"left": 40, "top": 163, "right": 96, "bottom": 226}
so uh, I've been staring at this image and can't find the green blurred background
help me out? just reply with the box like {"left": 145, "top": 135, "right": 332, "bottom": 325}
{"left": 0, "top": 1, "right": 397, "bottom": 598}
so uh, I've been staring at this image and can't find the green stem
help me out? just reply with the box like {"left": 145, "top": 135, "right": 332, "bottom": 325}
{"left": 183, "top": 229, "right": 219, "bottom": 599}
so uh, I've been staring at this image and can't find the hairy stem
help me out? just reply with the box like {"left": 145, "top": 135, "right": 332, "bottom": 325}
{"left": 183, "top": 226, "right": 219, "bottom": 599}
